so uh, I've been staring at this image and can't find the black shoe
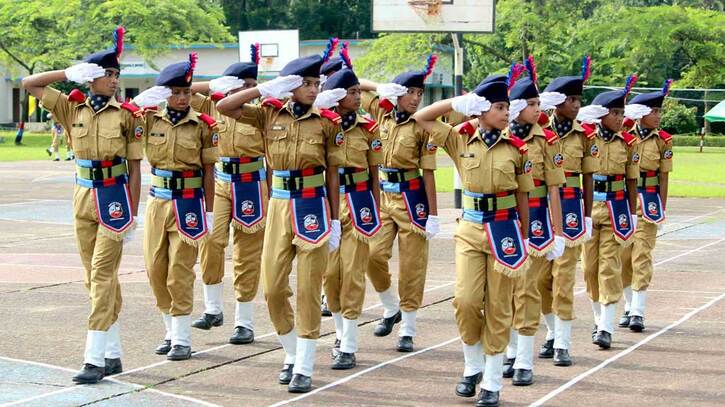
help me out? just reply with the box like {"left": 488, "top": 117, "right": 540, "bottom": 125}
{"left": 397, "top": 336, "right": 414, "bottom": 352}
{"left": 512, "top": 368, "right": 533, "bottom": 386}
{"left": 629, "top": 316, "right": 645, "bottom": 332}
{"left": 373, "top": 311, "right": 401, "bottom": 337}
{"left": 591, "top": 325, "right": 598, "bottom": 344}
{"left": 288, "top": 373, "right": 312, "bottom": 393}
{"left": 72, "top": 364, "right": 104, "bottom": 384}
{"left": 593, "top": 331, "right": 612, "bottom": 349}
{"left": 502, "top": 357, "right": 515, "bottom": 378}
{"left": 104, "top": 358, "right": 123, "bottom": 375}
{"left": 455, "top": 372, "right": 482, "bottom": 398}
{"left": 538, "top": 339, "right": 554, "bottom": 358}
{"left": 331, "top": 352, "right": 356, "bottom": 370}
{"left": 53, "top": 158, "right": 60, "bottom": 161}
{"left": 618, "top": 311, "right": 631, "bottom": 328}
{"left": 321, "top": 295, "right": 332, "bottom": 317}
{"left": 553, "top": 348, "right": 572, "bottom": 366}
{"left": 278, "top": 364, "right": 294, "bottom": 384}
{"left": 191, "top": 312, "right": 223, "bottom": 330}
{"left": 330, "top": 338, "right": 341, "bottom": 359}
{"left": 46, "top": 148, "right": 52, "bottom": 156}
{"left": 64, "top": 157, "right": 72, "bottom": 161}
{"left": 475, "top": 389, "right": 500, "bottom": 407}
{"left": 166, "top": 345, "right": 192, "bottom": 360}
{"left": 155, "top": 339, "right": 171, "bottom": 355}
{"left": 229, "top": 326, "right": 254, "bottom": 344}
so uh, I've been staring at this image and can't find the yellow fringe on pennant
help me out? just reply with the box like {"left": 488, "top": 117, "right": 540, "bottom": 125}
{"left": 231, "top": 218, "right": 267, "bottom": 234}
{"left": 179, "top": 232, "right": 207, "bottom": 247}
{"left": 493, "top": 256, "right": 529, "bottom": 278}
{"left": 350, "top": 227, "right": 371, "bottom": 244}
{"left": 409, "top": 224, "right": 427, "bottom": 238}
{"left": 529, "top": 241, "right": 554, "bottom": 257}
{"left": 292, "top": 234, "right": 329, "bottom": 251}
{"left": 614, "top": 234, "right": 634, "bottom": 247}
{"left": 563, "top": 234, "right": 586, "bottom": 247}
{"left": 97, "top": 220, "right": 134, "bottom": 242}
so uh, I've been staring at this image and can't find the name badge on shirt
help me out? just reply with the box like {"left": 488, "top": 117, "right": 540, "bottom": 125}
{"left": 150, "top": 132, "right": 165, "bottom": 138}
{"left": 460, "top": 153, "right": 475, "bottom": 158}
{"left": 272, "top": 125, "right": 286, "bottom": 131}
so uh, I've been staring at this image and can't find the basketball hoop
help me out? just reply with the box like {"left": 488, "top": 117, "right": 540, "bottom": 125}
{"left": 407, "top": 0, "right": 443, "bottom": 18}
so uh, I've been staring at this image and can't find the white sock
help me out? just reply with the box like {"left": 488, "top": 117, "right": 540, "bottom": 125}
{"left": 105, "top": 322, "right": 123, "bottom": 359}
{"left": 234, "top": 301, "right": 254, "bottom": 331}
{"left": 599, "top": 303, "right": 617, "bottom": 334}
{"left": 378, "top": 287, "right": 400, "bottom": 318}
{"left": 340, "top": 318, "right": 358, "bottom": 354}
{"left": 332, "top": 312, "right": 343, "bottom": 340}
{"left": 631, "top": 290, "right": 647, "bottom": 317}
{"left": 482, "top": 353, "right": 504, "bottom": 392}
{"left": 171, "top": 315, "right": 192, "bottom": 347}
{"left": 591, "top": 301, "right": 602, "bottom": 327}
{"left": 399, "top": 310, "right": 417, "bottom": 337}
{"left": 292, "top": 338, "right": 317, "bottom": 377}
{"left": 554, "top": 317, "right": 572, "bottom": 350}
{"left": 84, "top": 330, "right": 108, "bottom": 367}
{"left": 623, "top": 286, "right": 633, "bottom": 312}
{"left": 513, "top": 335, "right": 535, "bottom": 370}
{"left": 543, "top": 313, "right": 555, "bottom": 340}
{"left": 506, "top": 330, "right": 518, "bottom": 359}
{"left": 162, "top": 313, "right": 172, "bottom": 341}
{"left": 462, "top": 341, "right": 484, "bottom": 377}
{"left": 203, "top": 282, "right": 224, "bottom": 315}
{"left": 278, "top": 330, "right": 297, "bottom": 365}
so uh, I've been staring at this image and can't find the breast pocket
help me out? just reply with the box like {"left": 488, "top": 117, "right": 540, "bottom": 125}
{"left": 395, "top": 133, "right": 419, "bottom": 161}
{"left": 266, "top": 129, "right": 289, "bottom": 164}
{"left": 146, "top": 131, "right": 167, "bottom": 164}
{"left": 70, "top": 122, "right": 90, "bottom": 155}
{"left": 641, "top": 144, "right": 660, "bottom": 170}
{"left": 300, "top": 134, "right": 325, "bottom": 160}
{"left": 610, "top": 145, "right": 628, "bottom": 174}
{"left": 461, "top": 156, "right": 483, "bottom": 192}
{"left": 492, "top": 157, "right": 517, "bottom": 190}
{"left": 175, "top": 132, "right": 201, "bottom": 167}
{"left": 98, "top": 125, "right": 124, "bottom": 158}
{"left": 563, "top": 140, "right": 584, "bottom": 171}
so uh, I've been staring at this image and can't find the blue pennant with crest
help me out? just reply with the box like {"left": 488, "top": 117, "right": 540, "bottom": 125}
{"left": 345, "top": 190, "right": 381, "bottom": 238}
{"left": 173, "top": 196, "right": 208, "bottom": 242}
{"left": 290, "top": 197, "right": 331, "bottom": 244}
{"left": 94, "top": 182, "right": 134, "bottom": 235}
{"left": 231, "top": 180, "right": 265, "bottom": 229}
{"left": 484, "top": 219, "right": 528, "bottom": 271}
{"left": 401, "top": 187, "right": 429, "bottom": 232}
{"left": 559, "top": 194, "right": 586, "bottom": 243}
{"left": 528, "top": 204, "right": 554, "bottom": 254}
{"left": 638, "top": 190, "right": 665, "bottom": 224}
{"left": 606, "top": 198, "right": 635, "bottom": 243}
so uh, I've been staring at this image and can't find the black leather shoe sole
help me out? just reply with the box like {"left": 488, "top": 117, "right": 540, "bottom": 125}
{"left": 553, "top": 349, "right": 572, "bottom": 367}
{"left": 191, "top": 313, "right": 224, "bottom": 330}
{"left": 155, "top": 340, "right": 171, "bottom": 355}
{"left": 288, "top": 374, "right": 312, "bottom": 393}
{"left": 229, "top": 327, "right": 255, "bottom": 344}
{"left": 455, "top": 372, "right": 482, "bottom": 397}
{"left": 374, "top": 311, "right": 402, "bottom": 337}
{"left": 594, "top": 332, "right": 611, "bottom": 349}
{"left": 396, "top": 336, "right": 414, "bottom": 352}
{"left": 512, "top": 369, "right": 534, "bottom": 386}
{"left": 166, "top": 346, "right": 192, "bottom": 361}
{"left": 331, "top": 353, "right": 356, "bottom": 370}
{"left": 72, "top": 365, "right": 104, "bottom": 384}
{"left": 629, "top": 317, "right": 645, "bottom": 332}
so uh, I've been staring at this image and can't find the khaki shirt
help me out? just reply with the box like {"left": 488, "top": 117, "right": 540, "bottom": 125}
{"left": 41, "top": 87, "right": 143, "bottom": 161}
{"left": 545, "top": 116, "right": 599, "bottom": 175}
{"left": 595, "top": 128, "right": 639, "bottom": 179}
{"left": 634, "top": 127, "right": 673, "bottom": 173}
{"left": 429, "top": 121, "right": 535, "bottom": 194}
{"left": 191, "top": 93, "right": 265, "bottom": 159}
{"left": 330, "top": 112, "right": 383, "bottom": 168}
{"left": 443, "top": 110, "right": 470, "bottom": 127}
{"left": 236, "top": 101, "right": 343, "bottom": 170}
{"left": 143, "top": 108, "right": 217, "bottom": 171}
{"left": 520, "top": 123, "right": 566, "bottom": 186}
{"left": 361, "top": 90, "right": 437, "bottom": 170}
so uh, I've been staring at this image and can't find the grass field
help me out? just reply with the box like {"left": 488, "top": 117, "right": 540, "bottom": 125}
{"left": 2, "top": 133, "right": 724, "bottom": 197}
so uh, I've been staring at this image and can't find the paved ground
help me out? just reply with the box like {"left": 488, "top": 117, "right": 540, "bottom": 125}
{"left": 1, "top": 160, "right": 724, "bottom": 406}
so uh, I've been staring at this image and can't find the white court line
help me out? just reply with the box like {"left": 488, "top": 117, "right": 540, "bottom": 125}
{"left": 530, "top": 292, "right": 725, "bottom": 407}
{"left": 653, "top": 237, "right": 725, "bottom": 267}
{"left": 145, "top": 388, "right": 223, "bottom": 407}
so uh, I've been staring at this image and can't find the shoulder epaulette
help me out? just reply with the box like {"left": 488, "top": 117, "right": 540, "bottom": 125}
{"left": 622, "top": 131, "right": 637, "bottom": 146}
{"left": 199, "top": 113, "right": 218, "bottom": 130}
{"left": 459, "top": 121, "right": 476, "bottom": 136}
{"left": 261, "top": 97, "right": 283, "bottom": 110}
{"left": 622, "top": 117, "right": 635, "bottom": 131}
{"left": 143, "top": 106, "right": 158, "bottom": 113}
{"left": 378, "top": 98, "right": 394, "bottom": 113}
{"left": 120, "top": 102, "right": 143, "bottom": 118}
{"left": 538, "top": 111, "right": 550, "bottom": 127}
{"left": 68, "top": 89, "right": 86, "bottom": 104}
{"left": 658, "top": 129, "right": 673, "bottom": 143}
{"left": 360, "top": 117, "right": 379, "bottom": 133}
{"left": 508, "top": 135, "right": 528, "bottom": 154}
{"left": 581, "top": 122, "right": 596, "bottom": 139}
{"left": 210, "top": 92, "right": 225, "bottom": 102}
{"left": 319, "top": 108, "right": 342, "bottom": 124}
{"left": 543, "top": 128, "right": 559, "bottom": 145}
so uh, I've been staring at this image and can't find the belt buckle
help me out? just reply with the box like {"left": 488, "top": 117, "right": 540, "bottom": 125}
{"left": 162, "top": 177, "right": 170, "bottom": 189}
{"left": 92, "top": 167, "right": 104, "bottom": 181}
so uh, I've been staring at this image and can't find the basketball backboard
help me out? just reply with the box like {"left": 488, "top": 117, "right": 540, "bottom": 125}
{"left": 238, "top": 30, "right": 300, "bottom": 74}
{"left": 372, "top": 0, "right": 495, "bottom": 33}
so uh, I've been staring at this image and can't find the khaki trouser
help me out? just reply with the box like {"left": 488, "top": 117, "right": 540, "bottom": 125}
{"left": 324, "top": 198, "right": 368, "bottom": 320}
{"left": 621, "top": 215, "right": 658, "bottom": 291}
{"left": 73, "top": 185, "right": 123, "bottom": 331}
{"left": 453, "top": 220, "right": 515, "bottom": 355}
{"left": 582, "top": 202, "right": 624, "bottom": 305}
{"left": 144, "top": 197, "right": 198, "bottom": 316}
{"left": 199, "top": 180, "right": 266, "bottom": 302}
{"left": 367, "top": 191, "right": 429, "bottom": 312}
{"left": 512, "top": 255, "right": 548, "bottom": 336}
{"left": 262, "top": 198, "right": 328, "bottom": 339}
{"left": 539, "top": 245, "right": 580, "bottom": 320}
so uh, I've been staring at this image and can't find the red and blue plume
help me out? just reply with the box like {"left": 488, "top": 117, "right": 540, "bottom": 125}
{"left": 113, "top": 26, "right": 125, "bottom": 58}
{"left": 624, "top": 74, "right": 638, "bottom": 96}
{"left": 525, "top": 55, "right": 537, "bottom": 87}
{"left": 581, "top": 55, "right": 592, "bottom": 83}
{"left": 322, "top": 37, "right": 339, "bottom": 63}
{"left": 186, "top": 52, "right": 198, "bottom": 82}
{"left": 250, "top": 43, "right": 261, "bottom": 65}
{"left": 506, "top": 62, "right": 526, "bottom": 91}
{"left": 661, "top": 79, "right": 673, "bottom": 96}
{"left": 340, "top": 41, "right": 353, "bottom": 70}
{"left": 423, "top": 54, "right": 437, "bottom": 80}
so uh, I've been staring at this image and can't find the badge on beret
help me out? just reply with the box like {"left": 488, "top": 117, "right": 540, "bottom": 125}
{"left": 590, "top": 144, "right": 600, "bottom": 158}
{"left": 524, "top": 160, "right": 533, "bottom": 174}
{"left": 663, "top": 149, "right": 673, "bottom": 159}
{"left": 134, "top": 126, "right": 143, "bottom": 140}
{"left": 371, "top": 139, "right": 382, "bottom": 152}
{"left": 212, "top": 133, "right": 219, "bottom": 147}
{"left": 335, "top": 132, "right": 345, "bottom": 146}
{"left": 426, "top": 143, "right": 438, "bottom": 152}
{"left": 632, "top": 152, "right": 640, "bottom": 163}
{"left": 553, "top": 153, "right": 564, "bottom": 167}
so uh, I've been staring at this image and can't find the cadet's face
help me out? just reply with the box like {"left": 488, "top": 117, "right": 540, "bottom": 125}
{"left": 230, "top": 78, "right": 257, "bottom": 95}
{"left": 556, "top": 95, "right": 582, "bottom": 121}
{"left": 602, "top": 108, "right": 624, "bottom": 132}
{"left": 398, "top": 87, "right": 424, "bottom": 114}
{"left": 338, "top": 85, "right": 362, "bottom": 112}
{"left": 292, "top": 77, "right": 321, "bottom": 105}
{"left": 640, "top": 107, "right": 662, "bottom": 128}
{"left": 480, "top": 101, "right": 509, "bottom": 130}
{"left": 168, "top": 87, "right": 191, "bottom": 110}
{"left": 517, "top": 97, "right": 541, "bottom": 125}
{"left": 90, "top": 69, "right": 120, "bottom": 97}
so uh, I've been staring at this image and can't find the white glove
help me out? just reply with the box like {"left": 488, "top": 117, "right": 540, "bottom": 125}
{"left": 376, "top": 83, "right": 408, "bottom": 105}
{"left": 624, "top": 104, "right": 652, "bottom": 120}
{"left": 328, "top": 219, "right": 341, "bottom": 252}
{"left": 123, "top": 229, "right": 135, "bottom": 245}
{"left": 585, "top": 216, "right": 593, "bottom": 240}
{"left": 206, "top": 212, "right": 214, "bottom": 231}
{"left": 210, "top": 76, "right": 245, "bottom": 94}
{"left": 319, "top": 74, "right": 328, "bottom": 87}
{"left": 64, "top": 63, "right": 106, "bottom": 84}
{"left": 576, "top": 105, "right": 609, "bottom": 124}
{"left": 524, "top": 238, "right": 530, "bottom": 252}
{"left": 451, "top": 93, "right": 491, "bottom": 116}
{"left": 425, "top": 215, "right": 440, "bottom": 240}
{"left": 257, "top": 75, "right": 303, "bottom": 99}
{"left": 313, "top": 88, "right": 347, "bottom": 109}
{"left": 631, "top": 214, "right": 638, "bottom": 231}
{"left": 508, "top": 98, "right": 528, "bottom": 122}
{"left": 546, "top": 235, "right": 566, "bottom": 261}
{"left": 133, "top": 86, "right": 172, "bottom": 108}
{"left": 540, "top": 92, "right": 567, "bottom": 111}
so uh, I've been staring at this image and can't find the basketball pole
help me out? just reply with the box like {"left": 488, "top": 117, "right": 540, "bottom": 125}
{"left": 452, "top": 32, "right": 464, "bottom": 209}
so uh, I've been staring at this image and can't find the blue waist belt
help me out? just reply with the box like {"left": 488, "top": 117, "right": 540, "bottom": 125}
{"left": 380, "top": 167, "right": 422, "bottom": 193}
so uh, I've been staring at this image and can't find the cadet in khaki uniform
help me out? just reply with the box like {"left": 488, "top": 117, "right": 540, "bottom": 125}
{"left": 357, "top": 55, "right": 440, "bottom": 353}
{"left": 618, "top": 80, "right": 674, "bottom": 332}
{"left": 536, "top": 57, "right": 599, "bottom": 366}
{"left": 189, "top": 46, "right": 266, "bottom": 346}
{"left": 217, "top": 42, "right": 343, "bottom": 393}
{"left": 501, "top": 58, "right": 566, "bottom": 386}
{"left": 46, "top": 116, "right": 73, "bottom": 161}
{"left": 316, "top": 48, "right": 382, "bottom": 369}
{"left": 578, "top": 76, "right": 640, "bottom": 350}
{"left": 415, "top": 73, "right": 534, "bottom": 407}
{"left": 132, "top": 53, "right": 217, "bottom": 361}
{"left": 22, "top": 27, "right": 142, "bottom": 384}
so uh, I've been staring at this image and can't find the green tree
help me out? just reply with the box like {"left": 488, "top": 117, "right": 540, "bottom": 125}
{"left": 354, "top": 33, "right": 450, "bottom": 82}
{"left": 661, "top": 98, "right": 698, "bottom": 134}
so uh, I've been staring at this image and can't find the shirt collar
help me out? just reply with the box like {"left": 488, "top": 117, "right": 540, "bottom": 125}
{"left": 474, "top": 127, "right": 503, "bottom": 149}
{"left": 282, "top": 100, "right": 321, "bottom": 121}
{"left": 509, "top": 121, "right": 533, "bottom": 140}
{"left": 85, "top": 94, "right": 119, "bottom": 113}
{"left": 394, "top": 109, "right": 412, "bottom": 124}
{"left": 156, "top": 107, "right": 199, "bottom": 126}
{"left": 552, "top": 115, "right": 574, "bottom": 138}
{"left": 339, "top": 110, "right": 357, "bottom": 131}
{"left": 597, "top": 124, "right": 618, "bottom": 142}
{"left": 636, "top": 124, "right": 655, "bottom": 140}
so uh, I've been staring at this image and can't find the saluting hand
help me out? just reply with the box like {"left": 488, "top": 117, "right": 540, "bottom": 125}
{"left": 64, "top": 63, "right": 106, "bottom": 84}
{"left": 133, "top": 86, "right": 172, "bottom": 108}
{"left": 313, "top": 89, "right": 347, "bottom": 109}
{"left": 451, "top": 93, "right": 492, "bottom": 117}
{"left": 210, "top": 76, "right": 245, "bottom": 94}
{"left": 376, "top": 83, "right": 408, "bottom": 105}
{"left": 257, "top": 75, "right": 303, "bottom": 99}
